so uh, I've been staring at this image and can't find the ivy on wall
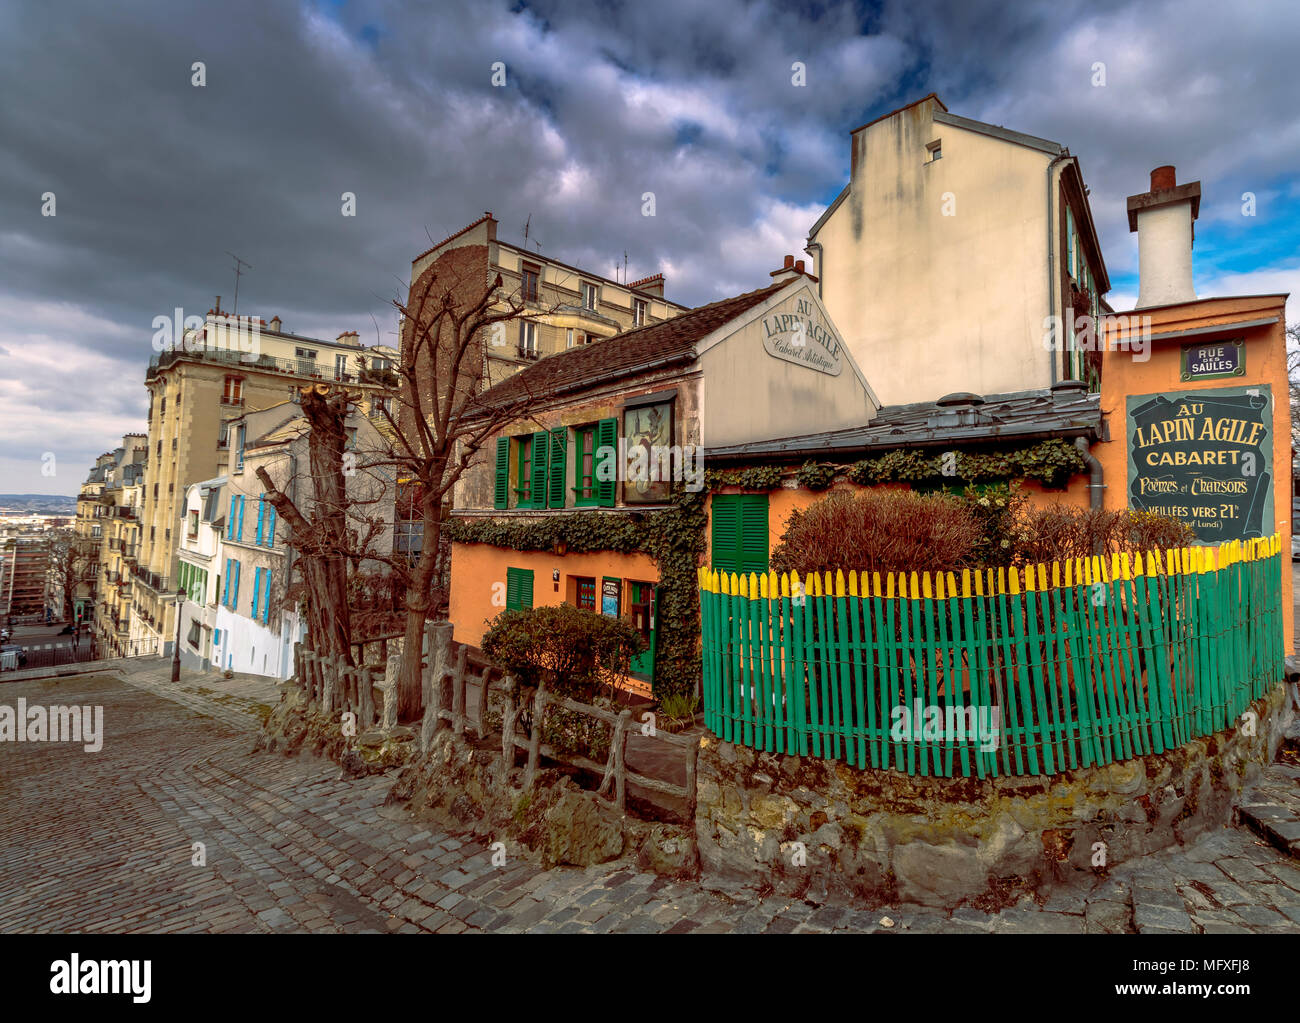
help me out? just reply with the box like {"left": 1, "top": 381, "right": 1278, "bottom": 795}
{"left": 445, "top": 489, "right": 707, "bottom": 700}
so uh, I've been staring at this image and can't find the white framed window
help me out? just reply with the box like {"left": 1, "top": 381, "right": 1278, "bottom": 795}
{"left": 634, "top": 299, "right": 646, "bottom": 326}
{"left": 581, "top": 281, "right": 598, "bottom": 311}
{"left": 926, "top": 139, "right": 942, "bottom": 162}
{"left": 566, "top": 328, "right": 574, "bottom": 349}
{"left": 518, "top": 321, "right": 538, "bottom": 357}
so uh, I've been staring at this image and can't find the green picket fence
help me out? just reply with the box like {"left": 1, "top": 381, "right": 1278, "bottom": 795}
{"left": 698, "top": 536, "right": 1285, "bottom": 778}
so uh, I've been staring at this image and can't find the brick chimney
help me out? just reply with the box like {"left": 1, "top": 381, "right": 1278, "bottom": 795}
{"left": 769, "top": 254, "right": 818, "bottom": 285}
{"left": 1127, "top": 165, "right": 1201, "bottom": 308}
{"left": 629, "top": 273, "right": 665, "bottom": 298}
{"left": 268, "top": 316, "right": 282, "bottom": 333}
{"left": 336, "top": 331, "right": 360, "bottom": 346}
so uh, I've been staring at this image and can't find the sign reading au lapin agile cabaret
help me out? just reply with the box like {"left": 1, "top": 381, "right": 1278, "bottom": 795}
{"left": 761, "top": 296, "right": 843, "bottom": 376}
{"left": 1127, "top": 384, "right": 1273, "bottom": 543}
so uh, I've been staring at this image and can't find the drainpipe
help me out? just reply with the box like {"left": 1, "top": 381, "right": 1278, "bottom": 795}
{"left": 805, "top": 241, "right": 824, "bottom": 299}
{"left": 1046, "top": 152, "right": 1070, "bottom": 388}
{"left": 1074, "top": 436, "right": 1104, "bottom": 510}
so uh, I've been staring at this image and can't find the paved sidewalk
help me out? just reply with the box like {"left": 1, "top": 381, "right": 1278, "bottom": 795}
{"left": 0, "top": 666, "right": 1296, "bottom": 934}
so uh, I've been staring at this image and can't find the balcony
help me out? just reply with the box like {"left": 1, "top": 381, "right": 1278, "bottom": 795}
{"left": 130, "top": 564, "right": 169, "bottom": 594}
{"left": 517, "top": 345, "right": 540, "bottom": 361}
{"left": 146, "top": 347, "right": 389, "bottom": 385}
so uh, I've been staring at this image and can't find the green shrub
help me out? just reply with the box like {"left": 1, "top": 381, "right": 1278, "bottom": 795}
{"left": 480, "top": 603, "right": 644, "bottom": 702}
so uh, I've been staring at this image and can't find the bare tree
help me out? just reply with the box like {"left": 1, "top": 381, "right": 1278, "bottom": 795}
{"left": 1286, "top": 322, "right": 1300, "bottom": 452}
{"left": 46, "top": 528, "right": 97, "bottom": 620}
{"left": 255, "top": 265, "right": 547, "bottom": 721}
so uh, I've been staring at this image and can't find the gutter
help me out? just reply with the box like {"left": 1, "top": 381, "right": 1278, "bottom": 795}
{"left": 1074, "top": 436, "right": 1105, "bottom": 510}
{"left": 805, "top": 241, "right": 824, "bottom": 299}
{"left": 1046, "top": 152, "right": 1070, "bottom": 387}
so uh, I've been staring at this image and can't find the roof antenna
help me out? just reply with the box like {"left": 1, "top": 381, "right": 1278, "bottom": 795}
{"left": 522, "top": 214, "right": 542, "bottom": 252}
{"left": 623, "top": 251, "right": 628, "bottom": 285}
{"left": 226, "top": 251, "right": 252, "bottom": 316}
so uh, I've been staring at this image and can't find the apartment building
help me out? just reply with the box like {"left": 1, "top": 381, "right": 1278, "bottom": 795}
{"left": 211, "top": 403, "right": 395, "bottom": 678}
{"left": 0, "top": 537, "right": 50, "bottom": 616}
{"left": 806, "top": 93, "right": 1110, "bottom": 404}
{"left": 405, "top": 213, "right": 688, "bottom": 393}
{"left": 94, "top": 453, "right": 146, "bottom": 657}
{"left": 134, "top": 308, "right": 397, "bottom": 657}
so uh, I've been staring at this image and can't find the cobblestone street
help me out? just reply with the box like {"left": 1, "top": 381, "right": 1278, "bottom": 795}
{"left": 1, "top": 663, "right": 1297, "bottom": 934}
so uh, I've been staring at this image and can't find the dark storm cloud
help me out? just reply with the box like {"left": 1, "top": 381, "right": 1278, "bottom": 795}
{"left": 0, "top": 0, "right": 1295, "bottom": 492}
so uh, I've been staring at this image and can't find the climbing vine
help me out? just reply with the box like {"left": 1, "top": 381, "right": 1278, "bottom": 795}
{"left": 444, "top": 488, "right": 707, "bottom": 700}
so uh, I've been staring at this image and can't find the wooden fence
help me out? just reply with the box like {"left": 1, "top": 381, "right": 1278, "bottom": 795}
{"left": 699, "top": 535, "right": 1285, "bottom": 779}
{"left": 292, "top": 623, "right": 697, "bottom": 818}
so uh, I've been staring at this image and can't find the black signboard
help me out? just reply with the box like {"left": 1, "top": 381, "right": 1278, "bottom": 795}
{"left": 1127, "top": 385, "right": 1273, "bottom": 543}
{"left": 1180, "top": 339, "right": 1243, "bottom": 381}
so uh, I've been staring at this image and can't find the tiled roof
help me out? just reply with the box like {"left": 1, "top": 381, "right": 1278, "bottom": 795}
{"left": 706, "top": 387, "right": 1103, "bottom": 459}
{"left": 474, "top": 282, "right": 787, "bottom": 411}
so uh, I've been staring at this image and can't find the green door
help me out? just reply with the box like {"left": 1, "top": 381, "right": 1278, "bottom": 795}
{"left": 628, "top": 581, "right": 655, "bottom": 679}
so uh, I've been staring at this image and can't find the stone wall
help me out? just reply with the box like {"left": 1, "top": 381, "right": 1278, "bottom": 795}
{"left": 695, "top": 684, "right": 1293, "bottom": 908}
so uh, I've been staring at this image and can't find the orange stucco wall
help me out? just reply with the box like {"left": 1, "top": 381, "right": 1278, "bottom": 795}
{"left": 1098, "top": 295, "right": 1292, "bottom": 653}
{"left": 447, "top": 540, "right": 661, "bottom": 693}
{"left": 706, "top": 474, "right": 1094, "bottom": 567}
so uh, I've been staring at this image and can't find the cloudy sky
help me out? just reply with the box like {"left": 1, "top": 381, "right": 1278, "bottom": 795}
{"left": 1, "top": 0, "right": 1296, "bottom": 494}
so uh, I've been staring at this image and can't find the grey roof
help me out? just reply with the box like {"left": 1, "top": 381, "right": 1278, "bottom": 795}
{"left": 932, "top": 111, "right": 1064, "bottom": 156}
{"left": 706, "top": 387, "right": 1102, "bottom": 461}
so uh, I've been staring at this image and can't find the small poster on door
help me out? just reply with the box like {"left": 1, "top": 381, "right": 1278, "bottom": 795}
{"left": 601, "top": 578, "right": 621, "bottom": 617}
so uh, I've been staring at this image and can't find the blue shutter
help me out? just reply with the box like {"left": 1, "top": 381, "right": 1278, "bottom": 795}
{"left": 251, "top": 566, "right": 261, "bottom": 621}
{"left": 223, "top": 558, "right": 231, "bottom": 606}
{"left": 263, "top": 569, "right": 272, "bottom": 623}
{"left": 266, "top": 507, "right": 276, "bottom": 547}
{"left": 237, "top": 496, "right": 245, "bottom": 540}
{"left": 256, "top": 499, "right": 265, "bottom": 545}
{"left": 233, "top": 560, "right": 241, "bottom": 609}
{"left": 228, "top": 496, "right": 236, "bottom": 540}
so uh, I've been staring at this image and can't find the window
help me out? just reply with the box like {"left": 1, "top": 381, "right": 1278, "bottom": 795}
{"left": 518, "top": 321, "right": 537, "bottom": 358}
{"left": 188, "top": 510, "right": 199, "bottom": 537}
{"left": 156, "top": 440, "right": 162, "bottom": 457}
{"left": 581, "top": 281, "right": 598, "bottom": 311}
{"left": 521, "top": 262, "right": 540, "bottom": 303}
{"left": 235, "top": 424, "right": 246, "bottom": 471}
{"left": 574, "top": 577, "right": 596, "bottom": 611}
{"left": 573, "top": 424, "right": 598, "bottom": 504}
{"left": 711, "top": 494, "right": 770, "bottom": 575}
{"left": 372, "top": 357, "right": 392, "bottom": 372}
{"left": 395, "top": 480, "right": 424, "bottom": 564}
{"left": 566, "top": 328, "right": 574, "bottom": 349}
{"left": 218, "top": 420, "right": 229, "bottom": 449}
{"left": 294, "top": 347, "right": 317, "bottom": 361}
{"left": 634, "top": 299, "right": 647, "bottom": 326}
{"left": 926, "top": 139, "right": 942, "bottom": 162}
{"left": 505, "top": 567, "right": 534, "bottom": 610}
{"left": 369, "top": 399, "right": 390, "bottom": 420}
{"left": 187, "top": 620, "right": 201, "bottom": 648}
{"left": 515, "top": 434, "right": 535, "bottom": 506}
{"left": 222, "top": 376, "right": 243, "bottom": 404}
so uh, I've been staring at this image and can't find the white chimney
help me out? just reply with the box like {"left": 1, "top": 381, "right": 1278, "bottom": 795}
{"left": 1128, "top": 165, "right": 1201, "bottom": 308}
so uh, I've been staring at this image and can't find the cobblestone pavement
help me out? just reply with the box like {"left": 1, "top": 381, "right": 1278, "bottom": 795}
{"left": 1, "top": 667, "right": 1297, "bottom": 934}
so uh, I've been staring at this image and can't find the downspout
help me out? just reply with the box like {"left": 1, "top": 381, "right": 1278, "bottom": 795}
{"left": 1074, "top": 436, "right": 1104, "bottom": 511}
{"left": 805, "top": 241, "right": 824, "bottom": 299}
{"left": 1046, "top": 152, "right": 1070, "bottom": 388}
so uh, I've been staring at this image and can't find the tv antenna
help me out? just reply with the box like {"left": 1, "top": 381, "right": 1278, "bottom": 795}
{"left": 226, "top": 251, "right": 252, "bottom": 316}
{"left": 522, "top": 214, "right": 542, "bottom": 252}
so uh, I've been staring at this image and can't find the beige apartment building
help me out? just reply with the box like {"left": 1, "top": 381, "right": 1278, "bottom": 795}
{"left": 806, "top": 93, "right": 1110, "bottom": 405}
{"left": 132, "top": 308, "right": 398, "bottom": 657}
{"left": 407, "top": 213, "right": 688, "bottom": 390}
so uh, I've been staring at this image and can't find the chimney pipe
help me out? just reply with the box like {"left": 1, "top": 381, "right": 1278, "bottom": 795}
{"left": 1127, "top": 165, "right": 1201, "bottom": 308}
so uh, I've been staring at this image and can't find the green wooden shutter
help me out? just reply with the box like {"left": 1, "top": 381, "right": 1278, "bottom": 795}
{"left": 529, "top": 431, "right": 549, "bottom": 508}
{"left": 547, "top": 429, "right": 567, "bottom": 508}
{"left": 493, "top": 437, "right": 509, "bottom": 509}
{"left": 506, "top": 567, "right": 535, "bottom": 610}
{"left": 594, "top": 417, "right": 618, "bottom": 507}
{"left": 739, "top": 495, "right": 770, "bottom": 574}
{"left": 711, "top": 495, "right": 740, "bottom": 573}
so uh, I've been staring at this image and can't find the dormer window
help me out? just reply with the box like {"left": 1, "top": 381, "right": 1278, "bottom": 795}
{"left": 581, "top": 281, "right": 599, "bottom": 311}
{"left": 926, "top": 139, "right": 942, "bottom": 163}
{"left": 521, "top": 262, "right": 541, "bottom": 303}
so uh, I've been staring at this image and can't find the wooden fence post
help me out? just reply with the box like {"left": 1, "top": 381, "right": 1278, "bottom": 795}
{"left": 381, "top": 653, "right": 401, "bottom": 730}
{"left": 358, "top": 666, "right": 375, "bottom": 728}
{"left": 451, "top": 645, "right": 468, "bottom": 737}
{"left": 421, "top": 622, "right": 452, "bottom": 752}
{"left": 476, "top": 667, "right": 492, "bottom": 739}
{"left": 614, "top": 708, "right": 632, "bottom": 815}
{"left": 685, "top": 738, "right": 700, "bottom": 820}
{"left": 500, "top": 679, "right": 517, "bottom": 770}
{"left": 524, "top": 681, "right": 547, "bottom": 789}
{"left": 292, "top": 641, "right": 303, "bottom": 689}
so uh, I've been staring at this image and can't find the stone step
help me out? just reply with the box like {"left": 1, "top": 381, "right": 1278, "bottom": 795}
{"left": 1238, "top": 762, "right": 1300, "bottom": 859}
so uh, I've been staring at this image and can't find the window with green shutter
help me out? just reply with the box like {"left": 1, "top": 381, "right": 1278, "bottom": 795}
{"left": 710, "top": 494, "right": 769, "bottom": 575}
{"left": 529, "top": 431, "right": 549, "bottom": 508}
{"left": 573, "top": 424, "right": 598, "bottom": 505}
{"left": 514, "top": 435, "right": 533, "bottom": 506}
{"left": 594, "top": 417, "right": 618, "bottom": 507}
{"left": 547, "top": 428, "right": 567, "bottom": 508}
{"left": 493, "top": 436, "right": 509, "bottom": 510}
{"left": 505, "top": 567, "right": 534, "bottom": 610}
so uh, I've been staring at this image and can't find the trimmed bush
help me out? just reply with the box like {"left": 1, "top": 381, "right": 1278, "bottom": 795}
{"left": 770, "top": 489, "right": 985, "bottom": 577}
{"left": 1015, "top": 506, "right": 1195, "bottom": 563}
